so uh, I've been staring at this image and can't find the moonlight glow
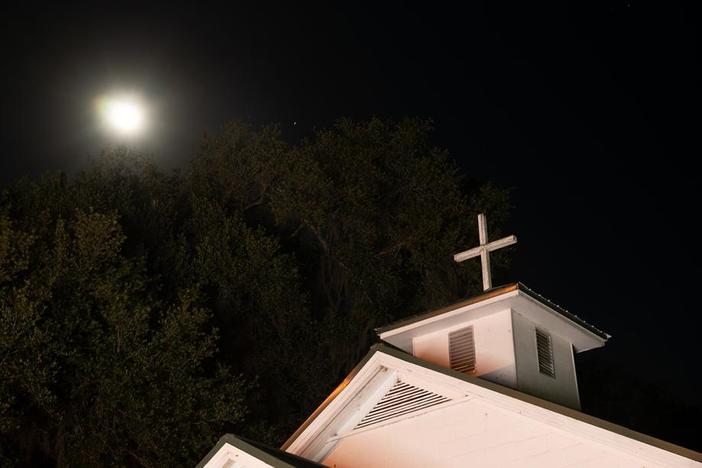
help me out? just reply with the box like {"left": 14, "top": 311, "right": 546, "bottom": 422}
{"left": 97, "top": 94, "right": 148, "bottom": 137}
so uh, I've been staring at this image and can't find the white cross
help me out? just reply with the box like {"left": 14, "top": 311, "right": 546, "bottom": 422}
{"left": 453, "top": 213, "right": 517, "bottom": 291}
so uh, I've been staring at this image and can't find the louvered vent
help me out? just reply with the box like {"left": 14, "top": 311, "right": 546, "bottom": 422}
{"left": 449, "top": 326, "right": 476, "bottom": 373}
{"left": 536, "top": 328, "right": 555, "bottom": 378}
{"left": 354, "top": 379, "right": 450, "bottom": 430}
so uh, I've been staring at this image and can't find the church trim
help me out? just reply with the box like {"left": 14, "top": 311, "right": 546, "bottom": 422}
{"left": 376, "top": 282, "right": 609, "bottom": 341}
{"left": 197, "top": 433, "right": 326, "bottom": 468}
{"left": 283, "top": 344, "right": 702, "bottom": 465}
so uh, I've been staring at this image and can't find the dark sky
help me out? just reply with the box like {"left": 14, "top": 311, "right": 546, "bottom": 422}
{"left": 2, "top": 1, "right": 700, "bottom": 414}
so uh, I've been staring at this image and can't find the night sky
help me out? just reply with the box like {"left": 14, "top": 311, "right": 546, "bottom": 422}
{"left": 2, "top": 1, "right": 700, "bottom": 418}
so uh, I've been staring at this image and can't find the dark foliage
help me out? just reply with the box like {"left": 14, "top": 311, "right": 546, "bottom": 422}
{"left": 0, "top": 118, "right": 511, "bottom": 465}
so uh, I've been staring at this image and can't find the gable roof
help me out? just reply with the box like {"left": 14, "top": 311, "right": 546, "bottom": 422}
{"left": 283, "top": 344, "right": 701, "bottom": 464}
{"left": 197, "top": 434, "right": 326, "bottom": 468}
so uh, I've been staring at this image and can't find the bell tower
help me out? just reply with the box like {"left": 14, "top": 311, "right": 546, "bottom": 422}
{"left": 375, "top": 214, "right": 609, "bottom": 409}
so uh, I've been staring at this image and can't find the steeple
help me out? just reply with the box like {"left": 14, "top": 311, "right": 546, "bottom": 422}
{"left": 376, "top": 284, "right": 609, "bottom": 409}
{"left": 376, "top": 215, "right": 609, "bottom": 410}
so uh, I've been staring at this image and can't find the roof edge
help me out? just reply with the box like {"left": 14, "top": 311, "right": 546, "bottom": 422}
{"left": 375, "top": 283, "right": 520, "bottom": 334}
{"left": 375, "top": 282, "right": 609, "bottom": 340}
{"left": 281, "top": 345, "right": 381, "bottom": 450}
{"left": 283, "top": 344, "right": 700, "bottom": 463}
{"left": 196, "top": 434, "right": 296, "bottom": 468}
{"left": 516, "top": 282, "right": 610, "bottom": 340}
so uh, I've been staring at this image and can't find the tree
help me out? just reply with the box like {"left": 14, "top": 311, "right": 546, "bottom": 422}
{"left": 188, "top": 118, "right": 512, "bottom": 438}
{"left": 0, "top": 208, "right": 246, "bottom": 466}
{"left": 0, "top": 118, "right": 512, "bottom": 463}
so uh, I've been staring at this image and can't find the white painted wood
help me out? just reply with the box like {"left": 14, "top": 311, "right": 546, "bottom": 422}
{"left": 299, "top": 366, "right": 398, "bottom": 460}
{"left": 324, "top": 397, "right": 689, "bottom": 468}
{"left": 379, "top": 286, "right": 604, "bottom": 408}
{"left": 285, "top": 354, "right": 465, "bottom": 460}
{"left": 286, "top": 349, "right": 699, "bottom": 467}
{"left": 203, "top": 443, "right": 275, "bottom": 468}
{"left": 512, "top": 310, "right": 581, "bottom": 409}
{"left": 337, "top": 369, "right": 398, "bottom": 434}
{"left": 453, "top": 213, "right": 517, "bottom": 291}
{"left": 412, "top": 309, "right": 517, "bottom": 388}
{"left": 379, "top": 288, "right": 606, "bottom": 354}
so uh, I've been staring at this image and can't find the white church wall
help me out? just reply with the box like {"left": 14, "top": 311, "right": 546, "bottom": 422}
{"left": 412, "top": 328, "right": 449, "bottom": 368}
{"left": 412, "top": 308, "right": 517, "bottom": 388}
{"left": 512, "top": 310, "right": 580, "bottom": 409}
{"left": 322, "top": 398, "right": 678, "bottom": 468}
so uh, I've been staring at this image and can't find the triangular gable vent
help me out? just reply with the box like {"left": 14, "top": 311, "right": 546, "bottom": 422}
{"left": 354, "top": 378, "right": 451, "bottom": 430}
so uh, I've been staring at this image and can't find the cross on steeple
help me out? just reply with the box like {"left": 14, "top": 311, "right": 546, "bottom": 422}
{"left": 454, "top": 213, "right": 517, "bottom": 291}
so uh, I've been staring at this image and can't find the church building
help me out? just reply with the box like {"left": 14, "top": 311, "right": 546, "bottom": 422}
{"left": 197, "top": 215, "right": 701, "bottom": 467}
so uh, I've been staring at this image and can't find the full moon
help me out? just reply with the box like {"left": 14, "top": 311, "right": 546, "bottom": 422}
{"left": 97, "top": 94, "right": 148, "bottom": 137}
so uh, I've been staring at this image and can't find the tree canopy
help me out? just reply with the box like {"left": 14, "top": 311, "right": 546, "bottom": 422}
{"left": 0, "top": 118, "right": 512, "bottom": 466}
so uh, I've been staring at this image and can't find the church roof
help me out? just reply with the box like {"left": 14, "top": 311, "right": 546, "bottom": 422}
{"left": 283, "top": 344, "right": 701, "bottom": 464}
{"left": 375, "top": 282, "right": 610, "bottom": 340}
{"left": 197, "top": 434, "right": 326, "bottom": 468}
